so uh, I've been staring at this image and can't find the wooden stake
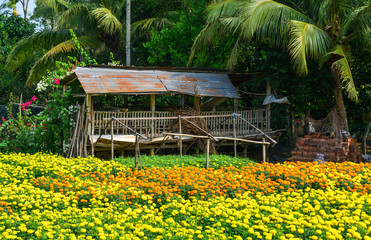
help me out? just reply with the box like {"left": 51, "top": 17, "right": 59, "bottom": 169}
{"left": 111, "top": 117, "right": 114, "bottom": 160}
{"left": 150, "top": 94, "right": 155, "bottom": 155}
{"left": 206, "top": 138, "right": 210, "bottom": 169}
{"left": 135, "top": 135, "right": 139, "bottom": 170}
{"left": 179, "top": 116, "right": 182, "bottom": 158}
{"left": 262, "top": 137, "right": 266, "bottom": 163}
{"left": 233, "top": 114, "right": 237, "bottom": 157}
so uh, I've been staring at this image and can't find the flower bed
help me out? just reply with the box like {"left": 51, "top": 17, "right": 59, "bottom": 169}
{"left": 1, "top": 153, "right": 371, "bottom": 239}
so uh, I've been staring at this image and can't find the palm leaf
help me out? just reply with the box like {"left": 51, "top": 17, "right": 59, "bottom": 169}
{"left": 26, "top": 36, "right": 102, "bottom": 86}
{"left": 338, "top": 3, "right": 371, "bottom": 42}
{"left": 6, "top": 30, "right": 75, "bottom": 70}
{"left": 90, "top": 7, "right": 123, "bottom": 35}
{"left": 240, "top": 0, "right": 313, "bottom": 45}
{"left": 206, "top": 0, "right": 245, "bottom": 23}
{"left": 188, "top": 21, "right": 226, "bottom": 66}
{"left": 55, "top": 4, "right": 93, "bottom": 31}
{"left": 328, "top": 45, "right": 358, "bottom": 102}
{"left": 288, "top": 20, "right": 331, "bottom": 75}
{"left": 227, "top": 33, "right": 244, "bottom": 69}
{"left": 132, "top": 18, "right": 174, "bottom": 37}
{"left": 39, "top": 0, "right": 72, "bottom": 11}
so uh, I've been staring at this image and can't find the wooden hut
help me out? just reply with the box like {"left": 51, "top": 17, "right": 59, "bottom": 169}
{"left": 61, "top": 65, "right": 281, "bottom": 160}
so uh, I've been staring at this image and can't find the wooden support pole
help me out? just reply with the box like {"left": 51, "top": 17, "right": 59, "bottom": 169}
{"left": 111, "top": 118, "right": 114, "bottom": 160}
{"left": 266, "top": 81, "right": 271, "bottom": 131}
{"left": 206, "top": 138, "right": 210, "bottom": 169}
{"left": 243, "top": 144, "right": 248, "bottom": 158}
{"left": 86, "top": 94, "right": 93, "bottom": 156}
{"left": 262, "top": 137, "right": 266, "bottom": 163}
{"left": 233, "top": 114, "right": 237, "bottom": 157}
{"left": 179, "top": 116, "right": 183, "bottom": 158}
{"left": 150, "top": 94, "right": 155, "bottom": 156}
{"left": 135, "top": 135, "right": 139, "bottom": 170}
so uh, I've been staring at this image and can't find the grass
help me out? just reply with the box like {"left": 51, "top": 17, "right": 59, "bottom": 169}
{"left": 114, "top": 154, "right": 255, "bottom": 168}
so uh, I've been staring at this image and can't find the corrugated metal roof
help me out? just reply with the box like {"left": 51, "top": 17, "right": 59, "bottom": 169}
{"left": 63, "top": 67, "right": 239, "bottom": 98}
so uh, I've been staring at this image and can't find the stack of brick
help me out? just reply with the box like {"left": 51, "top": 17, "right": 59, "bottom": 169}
{"left": 291, "top": 133, "right": 363, "bottom": 163}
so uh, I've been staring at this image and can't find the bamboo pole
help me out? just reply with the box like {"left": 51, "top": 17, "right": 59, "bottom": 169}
{"left": 162, "top": 133, "right": 270, "bottom": 145}
{"left": 179, "top": 116, "right": 182, "bottom": 158}
{"left": 206, "top": 138, "right": 210, "bottom": 169}
{"left": 68, "top": 106, "right": 81, "bottom": 158}
{"left": 233, "top": 114, "right": 237, "bottom": 157}
{"left": 236, "top": 115, "right": 277, "bottom": 144}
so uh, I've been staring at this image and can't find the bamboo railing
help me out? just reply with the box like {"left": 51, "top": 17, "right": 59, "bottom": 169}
{"left": 93, "top": 110, "right": 269, "bottom": 139}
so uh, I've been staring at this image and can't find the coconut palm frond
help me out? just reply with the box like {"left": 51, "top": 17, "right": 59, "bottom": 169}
{"left": 227, "top": 33, "right": 244, "bottom": 70}
{"left": 241, "top": 0, "right": 313, "bottom": 44}
{"left": 188, "top": 21, "right": 225, "bottom": 66}
{"left": 56, "top": 0, "right": 73, "bottom": 9}
{"left": 55, "top": 4, "right": 91, "bottom": 30}
{"left": 90, "top": 7, "right": 123, "bottom": 35}
{"left": 6, "top": 30, "right": 74, "bottom": 70}
{"left": 288, "top": 20, "right": 331, "bottom": 76}
{"left": 26, "top": 36, "right": 102, "bottom": 86}
{"left": 132, "top": 18, "right": 174, "bottom": 37}
{"left": 338, "top": 3, "right": 371, "bottom": 42}
{"left": 206, "top": 0, "right": 244, "bottom": 23}
{"left": 328, "top": 45, "right": 358, "bottom": 102}
{"left": 220, "top": 17, "right": 243, "bottom": 34}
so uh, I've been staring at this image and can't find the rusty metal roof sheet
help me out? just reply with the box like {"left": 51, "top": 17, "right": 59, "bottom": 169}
{"left": 63, "top": 67, "right": 239, "bottom": 98}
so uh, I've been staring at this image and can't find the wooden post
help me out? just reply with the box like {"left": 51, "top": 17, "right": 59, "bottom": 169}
{"left": 179, "top": 116, "right": 182, "bottom": 158}
{"left": 86, "top": 94, "right": 93, "bottom": 156}
{"left": 111, "top": 118, "right": 114, "bottom": 160}
{"left": 135, "top": 135, "right": 138, "bottom": 169}
{"left": 243, "top": 144, "right": 248, "bottom": 158}
{"left": 233, "top": 114, "right": 237, "bottom": 157}
{"left": 150, "top": 94, "right": 155, "bottom": 156}
{"left": 262, "top": 137, "right": 266, "bottom": 163}
{"left": 206, "top": 138, "right": 210, "bottom": 169}
{"left": 266, "top": 81, "right": 271, "bottom": 131}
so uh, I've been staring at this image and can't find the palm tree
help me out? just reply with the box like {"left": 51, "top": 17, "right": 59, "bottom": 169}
{"left": 6, "top": 0, "right": 179, "bottom": 86}
{"left": 6, "top": 0, "right": 125, "bottom": 86}
{"left": 190, "top": 0, "right": 371, "bottom": 131}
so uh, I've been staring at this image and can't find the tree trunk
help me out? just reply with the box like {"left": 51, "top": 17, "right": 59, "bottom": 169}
{"left": 331, "top": 65, "right": 349, "bottom": 132}
{"left": 126, "top": 0, "right": 131, "bottom": 66}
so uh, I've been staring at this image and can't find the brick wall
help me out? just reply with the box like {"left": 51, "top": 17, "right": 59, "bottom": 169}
{"left": 291, "top": 133, "right": 363, "bottom": 163}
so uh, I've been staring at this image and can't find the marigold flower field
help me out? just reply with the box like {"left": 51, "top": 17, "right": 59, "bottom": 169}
{"left": 1, "top": 153, "right": 371, "bottom": 240}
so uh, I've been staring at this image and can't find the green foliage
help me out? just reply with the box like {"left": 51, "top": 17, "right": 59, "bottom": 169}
{"left": 0, "top": 13, "right": 36, "bottom": 105}
{"left": 115, "top": 154, "right": 255, "bottom": 169}
{"left": 0, "top": 31, "right": 97, "bottom": 155}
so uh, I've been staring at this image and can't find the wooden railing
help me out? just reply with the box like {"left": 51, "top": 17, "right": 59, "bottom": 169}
{"left": 92, "top": 110, "right": 269, "bottom": 139}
